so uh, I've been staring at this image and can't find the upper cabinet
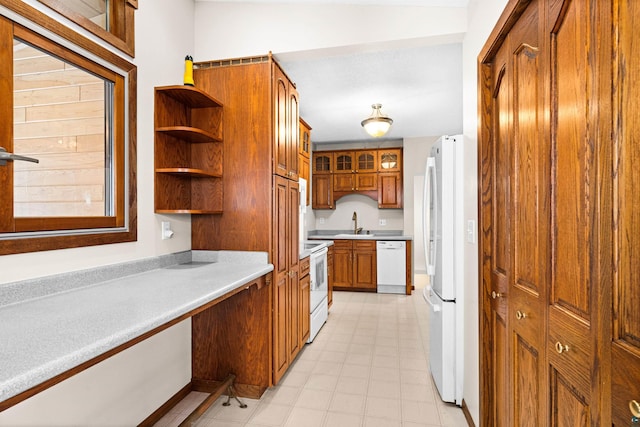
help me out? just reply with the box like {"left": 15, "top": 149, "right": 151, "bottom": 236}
{"left": 154, "top": 85, "right": 223, "bottom": 214}
{"left": 313, "top": 152, "right": 333, "bottom": 174}
{"left": 312, "top": 147, "right": 403, "bottom": 209}
{"left": 378, "top": 148, "right": 402, "bottom": 172}
{"left": 299, "top": 119, "right": 311, "bottom": 206}
{"left": 274, "top": 66, "right": 299, "bottom": 181}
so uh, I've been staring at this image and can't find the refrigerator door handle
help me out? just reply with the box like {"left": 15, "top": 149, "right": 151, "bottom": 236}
{"left": 422, "top": 286, "right": 441, "bottom": 312}
{"left": 424, "top": 157, "right": 437, "bottom": 276}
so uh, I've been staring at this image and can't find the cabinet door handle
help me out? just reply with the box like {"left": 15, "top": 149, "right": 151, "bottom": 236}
{"left": 555, "top": 341, "right": 570, "bottom": 354}
{"left": 516, "top": 310, "right": 526, "bottom": 320}
{"left": 491, "top": 291, "right": 502, "bottom": 299}
{"left": 630, "top": 400, "right": 640, "bottom": 418}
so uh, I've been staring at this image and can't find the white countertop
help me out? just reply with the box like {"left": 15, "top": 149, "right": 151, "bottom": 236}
{"left": 307, "top": 232, "right": 412, "bottom": 241}
{"left": 0, "top": 254, "right": 273, "bottom": 405}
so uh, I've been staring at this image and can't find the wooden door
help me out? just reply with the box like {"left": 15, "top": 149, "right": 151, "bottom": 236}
{"left": 312, "top": 174, "right": 333, "bottom": 209}
{"left": 312, "top": 152, "right": 332, "bottom": 174}
{"left": 506, "top": 1, "right": 549, "bottom": 425}
{"left": 612, "top": 1, "right": 640, "bottom": 424}
{"left": 288, "top": 82, "right": 299, "bottom": 181}
{"left": 300, "top": 273, "right": 310, "bottom": 345}
{"left": 334, "top": 151, "right": 354, "bottom": 173}
{"left": 273, "top": 176, "right": 289, "bottom": 383}
{"left": 333, "top": 240, "right": 353, "bottom": 288}
{"left": 355, "top": 151, "right": 377, "bottom": 172}
{"left": 353, "top": 241, "right": 376, "bottom": 290}
{"left": 273, "top": 66, "right": 289, "bottom": 178}
{"left": 333, "top": 173, "right": 355, "bottom": 192}
{"left": 377, "top": 173, "right": 402, "bottom": 208}
{"left": 287, "top": 179, "right": 300, "bottom": 361}
{"left": 355, "top": 173, "right": 377, "bottom": 192}
{"left": 480, "top": 23, "right": 511, "bottom": 427}
{"left": 548, "top": 0, "right": 602, "bottom": 424}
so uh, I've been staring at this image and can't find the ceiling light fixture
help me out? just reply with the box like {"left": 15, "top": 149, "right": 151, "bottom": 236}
{"left": 361, "top": 103, "right": 393, "bottom": 138}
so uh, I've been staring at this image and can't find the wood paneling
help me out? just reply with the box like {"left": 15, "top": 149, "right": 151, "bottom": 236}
{"left": 192, "top": 277, "right": 271, "bottom": 398}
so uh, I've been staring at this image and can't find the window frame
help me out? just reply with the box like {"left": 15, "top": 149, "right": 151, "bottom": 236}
{"left": 0, "top": 0, "right": 137, "bottom": 255}
{"left": 37, "top": 0, "right": 137, "bottom": 57}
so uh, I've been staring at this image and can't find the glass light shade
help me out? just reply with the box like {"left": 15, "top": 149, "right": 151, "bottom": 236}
{"left": 361, "top": 103, "right": 393, "bottom": 137}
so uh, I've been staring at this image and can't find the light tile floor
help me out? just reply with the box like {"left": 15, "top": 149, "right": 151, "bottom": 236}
{"left": 154, "top": 291, "right": 468, "bottom": 427}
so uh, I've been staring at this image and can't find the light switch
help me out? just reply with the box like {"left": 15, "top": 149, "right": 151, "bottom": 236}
{"left": 466, "top": 220, "right": 476, "bottom": 243}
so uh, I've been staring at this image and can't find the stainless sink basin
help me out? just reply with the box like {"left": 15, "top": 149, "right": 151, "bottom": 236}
{"left": 335, "top": 233, "right": 375, "bottom": 239}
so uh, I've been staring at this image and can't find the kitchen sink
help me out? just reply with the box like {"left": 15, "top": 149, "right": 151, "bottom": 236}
{"left": 335, "top": 233, "right": 375, "bottom": 238}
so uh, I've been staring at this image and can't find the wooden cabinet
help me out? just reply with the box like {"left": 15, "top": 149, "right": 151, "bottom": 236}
{"left": 479, "top": 0, "right": 630, "bottom": 425}
{"left": 378, "top": 173, "right": 403, "bottom": 209}
{"left": 190, "top": 54, "right": 301, "bottom": 388}
{"left": 299, "top": 256, "right": 310, "bottom": 345}
{"left": 273, "top": 65, "right": 299, "bottom": 181}
{"left": 273, "top": 176, "right": 300, "bottom": 382}
{"left": 378, "top": 148, "right": 402, "bottom": 172}
{"left": 313, "top": 152, "right": 332, "bottom": 174}
{"left": 332, "top": 240, "right": 376, "bottom": 292}
{"left": 299, "top": 119, "right": 311, "bottom": 206}
{"left": 154, "top": 85, "right": 223, "bottom": 214}
{"left": 299, "top": 118, "right": 311, "bottom": 158}
{"left": 312, "top": 174, "right": 333, "bottom": 210}
{"left": 327, "top": 244, "right": 334, "bottom": 308}
{"left": 312, "top": 148, "right": 402, "bottom": 209}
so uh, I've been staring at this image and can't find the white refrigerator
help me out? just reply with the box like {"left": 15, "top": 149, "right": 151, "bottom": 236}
{"left": 422, "top": 135, "right": 463, "bottom": 406}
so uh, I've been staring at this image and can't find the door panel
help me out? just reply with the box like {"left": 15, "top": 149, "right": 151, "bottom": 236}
{"left": 488, "top": 36, "right": 511, "bottom": 426}
{"left": 549, "top": 0, "right": 593, "bottom": 400}
{"left": 612, "top": 0, "right": 640, "bottom": 424}
{"left": 273, "top": 67, "right": 288, "bottom": 178}
{"left": 508, "top": 1, "right": 548, "bottom": 423}
{"left": 550, "top": 368, "right": 590, "bottom": 427}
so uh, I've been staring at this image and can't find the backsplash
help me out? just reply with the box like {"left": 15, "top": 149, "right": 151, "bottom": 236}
{"left": 312, "top": 194, "right": 404, "bottom": 234}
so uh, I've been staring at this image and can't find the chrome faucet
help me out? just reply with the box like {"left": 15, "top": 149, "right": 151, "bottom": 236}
{"left": 352, "top": 211, "right": 363, "bottom": 234}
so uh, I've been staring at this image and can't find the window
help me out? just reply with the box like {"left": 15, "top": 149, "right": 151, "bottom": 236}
{"left": 37, "top": 0, "right": 137, "bottom": 56}
{"left": 0, "top": 2, "right": 136, "bottom": 254}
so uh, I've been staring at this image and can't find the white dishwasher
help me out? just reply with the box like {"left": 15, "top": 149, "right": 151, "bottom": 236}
{"left": 376, "top": 241, "right": 407, "bottom": 294}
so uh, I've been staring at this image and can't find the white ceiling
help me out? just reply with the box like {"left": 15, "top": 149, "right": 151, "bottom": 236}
{"left": 197, "top": 0, "right": 467, "bottom": 144}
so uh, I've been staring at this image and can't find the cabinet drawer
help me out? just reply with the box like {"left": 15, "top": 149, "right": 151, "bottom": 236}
{"left": 354, "top": 240, "right": 376, "bottom": 251}
{"left": 334, "top": 240, "right": 352, "bottom": 250}
{"left": 300, "top": 256, "right": 310, "bottom": 277}
{"left": 547, "top": 306, "right": 591, "bottom": 393}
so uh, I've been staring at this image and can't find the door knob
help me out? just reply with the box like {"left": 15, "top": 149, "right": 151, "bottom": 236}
{"left": 491, "top": 291, "right": 502, "bottom": 299}
{"left": 516, "top": 310, "right": 527, "bottom": 320}
{"left": 555, "top": 341, "right": 570, "bottom": 354}
{"left": 630, "top": 400, "right": 640, "bottom": 418}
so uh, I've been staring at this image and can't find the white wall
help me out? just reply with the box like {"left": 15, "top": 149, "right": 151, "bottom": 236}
{"left": 1, "top": 0, "right": 196, "bottom": 423}
{"left": 194, "top": 2, "right": 466, "bottom": 60}
{"left": 461, "top": 0, "right": 509, "bottom": 424}
{"left": 1, "top": 0, "right": 194, "bottom": 285}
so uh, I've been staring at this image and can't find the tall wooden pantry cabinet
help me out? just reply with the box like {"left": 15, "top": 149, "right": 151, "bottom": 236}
{"left": 191, "top": 53, "right": 302, "bottom": 389}
{"left": 479, "top": 0, "right": 640, "bottom": 425}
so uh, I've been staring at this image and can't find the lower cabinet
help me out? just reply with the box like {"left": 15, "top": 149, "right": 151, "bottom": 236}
{"left": 327, "top": 245, "right": 334, "bottom": 308}
{"left": 299, "top": 256, "right": 311, "bottom": 345}
{"left": 333, "top": 240, "right": 376, "bottom": 291}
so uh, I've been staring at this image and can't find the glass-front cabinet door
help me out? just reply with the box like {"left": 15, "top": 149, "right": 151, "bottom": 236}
{"left": 356, "top": 151, "right": 377, "bottom": 172}
{"left": 378, "top": 149, "right": 402, "bottom": 172}
{"left": 312, "top": 152, "right": 332, "bottom": 174}
{"left": 333, "top": 151, "right": 353, "bottom": 174}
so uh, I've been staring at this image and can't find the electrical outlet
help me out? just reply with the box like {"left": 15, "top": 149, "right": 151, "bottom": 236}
{"left": 161, "top": 221, "right": 174, "bottom": 240}
{"left": 319, "top": 218, "right": 325, "bottom": 224}
{"left": 379, "top": 219, "right": 387, "bottom": 226}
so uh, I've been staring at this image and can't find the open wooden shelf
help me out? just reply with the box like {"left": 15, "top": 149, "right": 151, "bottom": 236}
{"left": 154, "top": 85, "right": 224, "bottom": 214}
